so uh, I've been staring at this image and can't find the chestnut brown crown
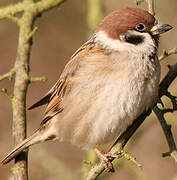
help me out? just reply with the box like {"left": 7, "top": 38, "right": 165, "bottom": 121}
{"left": 97, "top": 8, "right": 156, "bottom": 40}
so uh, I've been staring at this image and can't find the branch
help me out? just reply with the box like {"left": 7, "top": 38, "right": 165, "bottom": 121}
{"left": 86, "top": 63, "right": 177, "bottom": 179}
{"left": 0, "top": 0, "right": 66, "bottom": 179}
{"left": 159, "top": 48, "right": 177, "bottom": 61}
{"left": 159, "top": 63, "right": 177, "bottom": 96}
{"left": 0, "top": 2, "right": 25, "bottom": 19}
{"left": 160, "top": 91, "right": 177, "bottom": 113}
{"left": 36, "top": 0, "right": 66, "bottom": 13}
{"left": 29, "top": 76, "right": 47, "bottom": 83}
{"left": 0, "top": 68, "right": 15, "bottom": 81}
{"left": 0, "top": 0, "right": 66, "bottom": 20}
{"left": 153, "top": 106, "right": 177, "bottom": 162}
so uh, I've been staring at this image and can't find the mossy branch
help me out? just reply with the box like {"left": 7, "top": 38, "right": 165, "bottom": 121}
{"left": 0, "top": 0, "right": 66, "bottom": 20}
{"left": 159, "top": 48, "right": 177, "bottom": 61}
{"left": 0, "top": 0, "right": 66, "bottom": 180}
{"left": 29, "top": 76, "right": 47, "bottom": 83}
{"left": 0, "top": 68, "right": 15, "bottom": 81}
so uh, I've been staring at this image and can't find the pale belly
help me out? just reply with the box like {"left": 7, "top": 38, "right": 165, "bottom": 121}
{"left": 54, "top": 73, "right": 159, "bottom": 150}
{"left": 49, "top": 44, "right": 161, "bottom": 150}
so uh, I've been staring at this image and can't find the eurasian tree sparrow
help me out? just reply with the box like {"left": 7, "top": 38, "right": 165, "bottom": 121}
{"left": 2, "top": 8, "right": 172, "bottom": 170}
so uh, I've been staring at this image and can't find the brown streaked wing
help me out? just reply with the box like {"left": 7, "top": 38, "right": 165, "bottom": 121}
{"left": 28, "top": 79, "right": 61, "bottom": 110}
{"left": 29, "top": 36, "right": 97, "bottom": 125}
{"left": 41, "top": 76, "right": 70, "bottom": 125}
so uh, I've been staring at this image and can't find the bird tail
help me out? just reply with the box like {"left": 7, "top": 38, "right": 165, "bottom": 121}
{"left": 1, "top": 128, "right": 52, "bottom": 165}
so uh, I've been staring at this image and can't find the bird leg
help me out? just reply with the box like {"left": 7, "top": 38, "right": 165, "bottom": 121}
{"left": 94, "top": 148, "right": 121, "bottom": 172}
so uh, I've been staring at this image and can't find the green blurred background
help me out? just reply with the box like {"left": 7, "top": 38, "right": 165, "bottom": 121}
{"left": 0, "top": 0, "right": 176, "bottom": 179}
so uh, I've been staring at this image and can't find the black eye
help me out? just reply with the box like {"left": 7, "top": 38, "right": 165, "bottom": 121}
{"left": 135, "top": 23, "right": 146, "bottom": 32}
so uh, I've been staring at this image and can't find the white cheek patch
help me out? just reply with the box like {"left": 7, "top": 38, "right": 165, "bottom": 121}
{"left": 95, "top": 30, "right": 156, "bottom": 56}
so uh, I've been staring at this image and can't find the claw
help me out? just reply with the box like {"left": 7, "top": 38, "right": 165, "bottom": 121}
{"left": 94, "top": 148, "right": 121, "bottom": 172}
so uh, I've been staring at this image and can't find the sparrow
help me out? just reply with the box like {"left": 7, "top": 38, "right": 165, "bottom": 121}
{"left": 2, "top": 8, "right": 172, "bottom": 170}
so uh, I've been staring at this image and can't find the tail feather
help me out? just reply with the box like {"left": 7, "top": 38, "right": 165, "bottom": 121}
{"left": 2, "top": 130, "right": 42, "bottom": 165}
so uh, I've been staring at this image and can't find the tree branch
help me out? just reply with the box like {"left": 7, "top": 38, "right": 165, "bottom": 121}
{"left": 159, "top": 48, "right": 177, "bottom": 61}
{"left": 29, "top": 76, "right": 47, "bottom": 83}
{"left": 0, "top": 0, "right": 66, "bottom": 20}
{"left": 36, "top": 0, "right": 66, "bottom": 13}
{"left": 0, "top": 0, "right": 66, "bottom": 179}
{"left": 0, "top": 68, "right": 15, "bottom": 81}
{"left": 0, "top": 2, "right": 25, "bottom": 19}
{"left": 153, "top": 106, "right": 177, "bottom": 162}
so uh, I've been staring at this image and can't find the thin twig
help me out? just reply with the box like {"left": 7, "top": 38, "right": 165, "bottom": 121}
{"left": 120, "top": 150, "right": 142, "bottom": 169}
{"left": 6, "top": 14, "right": 20, "bottom": 25}
{"left": 0, "top": 0, "right": 66, "bottom": 20}
{"left": 0, "top": 68, "right": 15, "bottom": 81}
{"left": 153, "top": 106, "right": 177, "bottom": 162}
{"left": 0, "top": 0, "right": 66, "bottom": 179}
{"left": 29, "top": 76, "right": 47, "bottom": 83}
{"left": 159, "top": 48, "right": 177, "bottom": 61}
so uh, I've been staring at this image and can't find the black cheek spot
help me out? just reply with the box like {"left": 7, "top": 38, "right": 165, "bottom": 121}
{"left": 125, "top": 34, "right": 144, "bottom": 45}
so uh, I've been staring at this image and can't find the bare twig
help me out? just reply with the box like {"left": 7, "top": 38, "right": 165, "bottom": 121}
{"left": 0, "top": 68, "right": 15, "bottom": 81}
{"left": 159, "top": 63, "right": 177, "bottom": 96}
{"left": 0, "top": 0, "right": 66, "bottom": 179}
{"left": 153, "top": 106, "right": 177, "bottom": 162}
{"left": 0, "top": 0, "right": 66, "bottom": 20}
{"left": 29, "top": 76, "right": 47, "bottom": 83}
{"left": 161, "top": 91, "right": 177, "bottom": 113}
{"left": 159, "top": 48, "right": 177, "bottom": 61}
{"left": 0, "top": 2, "right": 24, "bottom": 19}
{"left": 120, "top": 150, "right": 142, "bottom": 169}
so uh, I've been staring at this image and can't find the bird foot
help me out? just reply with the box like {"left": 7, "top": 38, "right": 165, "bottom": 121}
{"left": 94, "top": 148, "right": 121, "bottom": 172}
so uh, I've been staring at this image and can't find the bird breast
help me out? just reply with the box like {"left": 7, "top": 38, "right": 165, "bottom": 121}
{"left": 53, "top": 51, "right": 160, "bottom": 149}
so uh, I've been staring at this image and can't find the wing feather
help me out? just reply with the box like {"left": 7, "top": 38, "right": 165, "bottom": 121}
{"left": 29, "top": 36, "right": 97, "bottom": 125}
